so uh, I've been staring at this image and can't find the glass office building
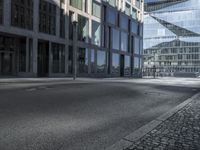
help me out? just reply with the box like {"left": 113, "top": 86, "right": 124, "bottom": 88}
{"left": 143, "top": 0, "right": 200, "bottom": 77}
{"left": 0, "top": 0, "right": 143, "bottom": 78}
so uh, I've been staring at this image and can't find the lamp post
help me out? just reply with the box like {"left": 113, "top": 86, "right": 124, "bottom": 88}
{"left": 72, "top": 13, "right": 78, "bottom": 80}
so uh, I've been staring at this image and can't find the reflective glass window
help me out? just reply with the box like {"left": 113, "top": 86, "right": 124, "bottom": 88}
{"left": 112, "top": 28, "right": 120, "bottom": 50}
{"left": 107, "top": 8, "right": 117, "bottom": 25}
{"left": 97, "top": 50, "right": 106, "bottom": 73}
{"left": 92, "top": 21, "right": 101, "bottom": 46}
{"left": 70, "top": 0, "right": 82, "bottom": 10}
{"left": 78, "top": 15, "right": 89, "bottom": 42}
{"left": 112, "top": 53, "right": 120, "bottom": 74}
{"left": 134, "top": 57, "right": 140, "bottom": 68}
{"left": 131, "top": 20, "right": 138, "bottom": 34}
{"left": 134, "top": 37, "right": 140, "bottom": 54}
{"left": 121, "top": 32, "right": 128, "bottom": 52}
{"left": 92, "top": 1, "right": 101, "bottom": 18}
{"left": 120, "top": 15, "right": 129, "bottom": 30}
{"left": 125, "top": 55, "right": 131, "bottom": 75}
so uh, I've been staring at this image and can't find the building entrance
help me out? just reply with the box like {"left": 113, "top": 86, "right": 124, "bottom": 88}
{"left": 38, "top": 41, "right": 49, "bottom": 77}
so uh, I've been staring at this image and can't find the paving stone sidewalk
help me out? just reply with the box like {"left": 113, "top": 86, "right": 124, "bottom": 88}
{"left": 126, "top": 95, "right": 200, "bottom": 150}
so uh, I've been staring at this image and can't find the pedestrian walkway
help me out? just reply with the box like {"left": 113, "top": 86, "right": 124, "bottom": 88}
{"left": 126, "top": 93, "right": 200, "bottom": 150}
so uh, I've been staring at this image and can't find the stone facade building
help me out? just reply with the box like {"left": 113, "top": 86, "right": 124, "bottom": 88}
{"left": 0, "top": 0, "right": 143, "bottom": 77}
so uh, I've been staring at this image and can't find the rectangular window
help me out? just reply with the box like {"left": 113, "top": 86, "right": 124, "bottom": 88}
{"left": 124, "top": 55, "right": 131, "bottom": 75}
{"left": 134, "top": 57, "right": 140, "bottom": 68}
{"left": 92, "top": 20, "right": 101, "bottom": 46}
{"left": 134, "top": 37, "right": 140, "bottom": 54}
{"left": 121, "top": 32, "right": 128, "bottom": 52}
{"left": 112, "top": 28, "right": 120, "bottom": 50}
{"left": 131, "top": 20, "right": 138, "bottom": 34}
{"left": 97, "top": 50, "right": 106, "bottom": 73}
{"left": 112, "top": 53, "right": 120, "bottom": 74}
{"left": 70, "top": 0, "right": 82, "bottom": 10}
{"left": 39, "top": 0, "right": 56, "bottom": 35}
{"left": 107, "top": 8, "right": 117, "bottom": 25}
{"left": 108, "top": 0, "right": 116, "bottom": 7}
{"left": 78, "top": 15, "right": 89, "bottom": 42}
{"left": 125, "top": 3, "right": 131, "bottom": 16}
{"left": 52, "top": 43, "right": 65, "bottom": 73}
{"left": 132, "top": 8, "right": 137, "bottom": 20}
{"left": 78, "top": 48, "right": 88, "bottom": 74}
{"left": 60, "top": 8, "right": 65, "bottom": 38}
{"left": 92, "top": 1, "right": 101, "bottom": 18}
{"left": 11, "top": 0, "right": 33, "bottom": 30}
{"left": 120, "top": 15, "right": 129, "bottom": 30}
{"left": 135, "top": 0, "right": 140, "bottom": 9}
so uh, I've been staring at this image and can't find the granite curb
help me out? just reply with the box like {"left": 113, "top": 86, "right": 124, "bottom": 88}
{"left": 105, "top": 92, "right": 200, "bottom": 150}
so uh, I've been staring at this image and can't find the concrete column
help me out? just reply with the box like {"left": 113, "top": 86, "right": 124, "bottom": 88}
{"left": 32, "top": 38, "right": 38, "bottom": 76}
{"left": 26, "top": 37, "right": 30, "bottom": 72}
{"left": 3, "top": 0, "right": 11, "bottom": 27}
{"left": 49, "top": 42, "right": 52, "bottom": 74}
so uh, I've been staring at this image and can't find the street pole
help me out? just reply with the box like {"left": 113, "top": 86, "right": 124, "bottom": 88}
{"left": 72, "top": 14, "right": 78, "bottom": 80}
{"left": 153, "top": 51, "right": 156, "bottom": 79}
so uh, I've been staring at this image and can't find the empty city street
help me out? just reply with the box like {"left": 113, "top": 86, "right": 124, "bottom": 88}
{"left": 0, "top": 78, "right": 200, "bottom": 150}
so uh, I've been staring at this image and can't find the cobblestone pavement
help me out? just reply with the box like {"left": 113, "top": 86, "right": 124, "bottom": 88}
{"left": 126, "top": 96, "right": 200, "bottom": 150}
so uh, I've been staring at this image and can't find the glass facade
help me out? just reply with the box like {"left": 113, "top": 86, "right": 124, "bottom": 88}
{"left": 144, "top": 0, "right": 200, "bottom": 76}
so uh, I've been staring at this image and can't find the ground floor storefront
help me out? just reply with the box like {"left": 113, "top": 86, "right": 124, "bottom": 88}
{"left": 0, "top": 33, "right": 142, "bottom": 78}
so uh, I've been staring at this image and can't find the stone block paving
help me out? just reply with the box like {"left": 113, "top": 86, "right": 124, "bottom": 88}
{"left": 126, "top": 97, "right": 200, "bottom": 150}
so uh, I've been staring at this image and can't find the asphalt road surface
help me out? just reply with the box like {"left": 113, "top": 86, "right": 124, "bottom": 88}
{"left": 0, "top": 80, "right": 199, "bottom": 150}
